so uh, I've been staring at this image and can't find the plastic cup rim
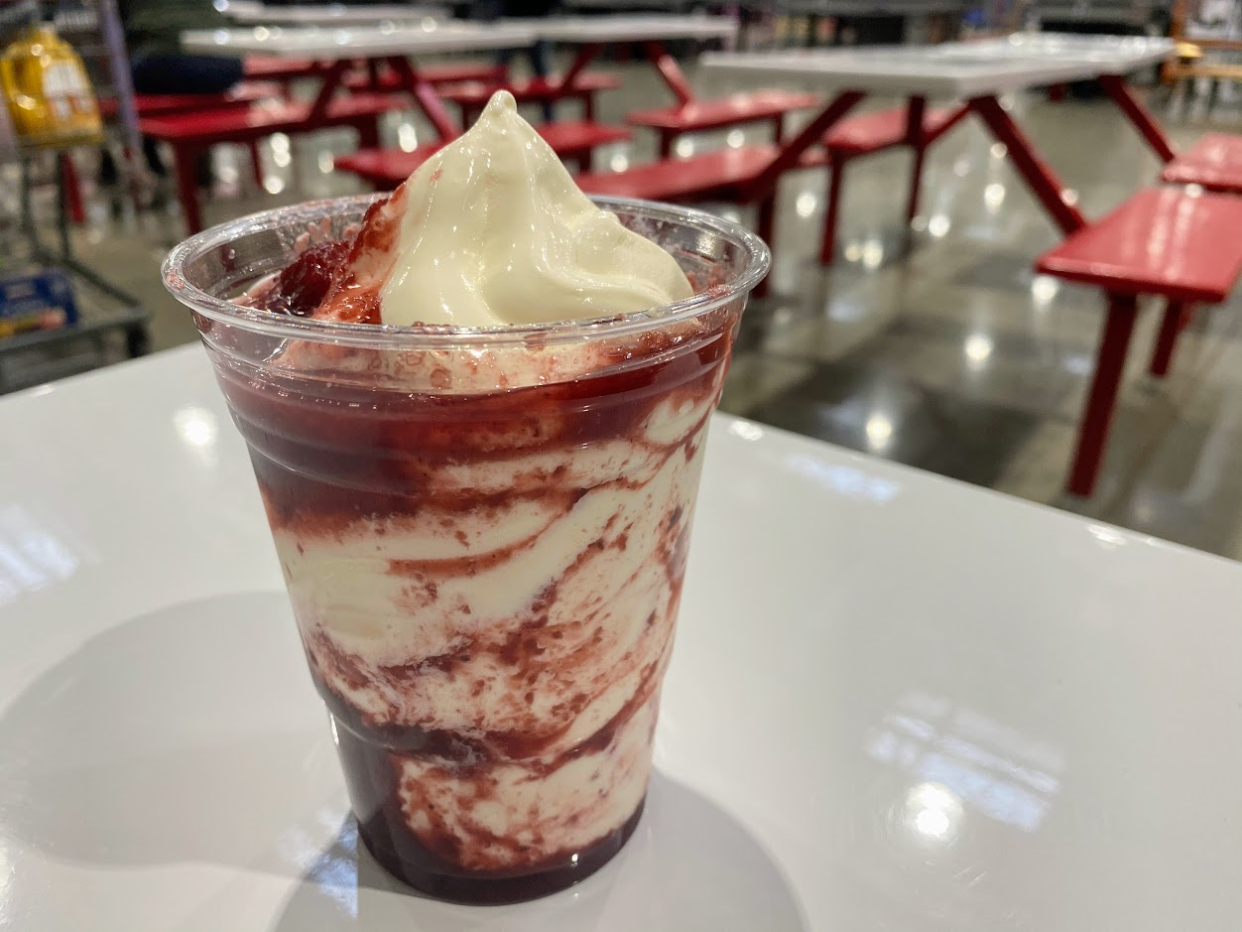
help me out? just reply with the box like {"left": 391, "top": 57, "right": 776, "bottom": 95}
{"left": 161, "top": 192, "right": 771, "bottom": 351}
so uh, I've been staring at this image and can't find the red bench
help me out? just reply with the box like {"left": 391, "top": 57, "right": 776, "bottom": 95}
{"left": 1161, "top": 132, "right": 1242, "bottom": 193}
{"left": 817, "top": 103, "right": 968, "bottom": 265}
{"left": 576, "top": 144, "right": 825, "bottom": 263}
{"left": 1035, "top": 187, "right": 1242, "bottom": 496}
{"left": 439, "top": 73, "right": 622, "bottom": 125}
{"left": 625, "top": 89, "right": 820, "bottom": 158}
{"left": 336, "top": 120, "right": 632, "bottom": 187}
{"left": 99, "top": 83, "right": 279, "bottom": 119}
{"left": 141, "top": 93, "right": 399, "bottom": 234}
{"left": 243, "top": 57, "right": 320, "bottom": 81}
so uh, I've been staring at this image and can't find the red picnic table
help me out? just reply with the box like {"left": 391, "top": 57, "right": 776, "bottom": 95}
{"left": 158, "top": 23, "right": 539, "bottom": 232}
{"left": 697, "top": 34, "right": 1242, "bottom": 499}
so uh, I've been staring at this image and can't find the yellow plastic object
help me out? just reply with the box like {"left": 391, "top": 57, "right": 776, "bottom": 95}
{"left": 1, "top": 25, "right": 102, "bottom": 147}
{"left": 1175, "top": 41, "right": 1204, "bottom": 62}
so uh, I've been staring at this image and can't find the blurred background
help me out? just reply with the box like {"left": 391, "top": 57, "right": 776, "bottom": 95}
{"left": 3, "top": 0, "right": 1242, "bottom": 559}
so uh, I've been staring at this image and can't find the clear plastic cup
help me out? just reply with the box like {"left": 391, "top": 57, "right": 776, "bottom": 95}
{"left": 163, "top": 193, "right": 769, "bottom": 905}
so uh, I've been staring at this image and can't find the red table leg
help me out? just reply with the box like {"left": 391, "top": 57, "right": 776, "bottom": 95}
{"left": 387, "top": 57, "right": 460, "bottom": 142}
{"left": 642, "top": 40, "right": 695, "bottom": 105}
{"left": 247, "top": 140, "right": 264, "bottom": 187}
{"left": 308, "top": 59, "right": 352, "bottom": 121}
{"left": 819, "top": 154, "right": 846, "bottom": 266}
{"left": 557, "top": 44, "right": 602, "bottom": 91}
{"left": 744, "top": 90, "right": 865, "bottom": 202}
{"left": 1097, "top": 74, "right": 1177, "bottom": 164}
{"left": 1149, "top": 300, "right": 1188, "bottom": 377}
{"left": 903, "top": 95, "right": 926, "bottom": 228}
{"left": 1068, "top": 293, "right": 1139, "bottom": 497}
{"left": 172, "top": 144, "right": 205, "bottom": 235}
{"left": 967, "top": 95, "right": 1088, "bottom": 236}
{"left": 58, "top": 153, "right": 85, "bottom": 225}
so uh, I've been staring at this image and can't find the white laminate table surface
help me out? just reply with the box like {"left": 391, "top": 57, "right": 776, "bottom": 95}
{"left": 702, "top": 32, "right": 1175, "bottom": 97}
{"left": 181, "top": 21, "right": 537, "bottom": 58}
{"left": 2, "top": 343, "right": 1241, "bottom": 930}
{"left": 504, "top": 14, "right": 738, "bottom": 43}
{"left": 226, "top": 3, "right": 449, "bottom": 26}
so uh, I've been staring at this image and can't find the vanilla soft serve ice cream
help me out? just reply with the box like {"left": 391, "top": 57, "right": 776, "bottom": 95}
{"left": 308, "top": 90, "right": 691, "bottom": 328}
{"left": 204, "top": 90, "right": 762, "bottom": 903}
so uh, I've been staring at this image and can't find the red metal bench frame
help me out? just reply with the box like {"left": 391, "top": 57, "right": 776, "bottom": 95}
{"left": 1160, "top": 132, "right": 1242, "bottom": 193}
{"left": 336, "top": 120, "right": 633, "bottom": 188}
{"left": 142, "top": 92, "right": 398, "bottom": 234}
{"left": 439, "top": 72, "right": 622, "bottom": 126}
{"left": 576, "top": 74, "right": 1183, "bottom": 492}
{"left": 142, "top": 54, "right": 469, "bottom": 234}
{"left": 625, "top": 89, "right": 821, "bottom": 159}
{"left": 345, "top": 61, "right": 508, "bottom": 94}
{"left": 1035, "top": 187, "right": 1242, "bottom": 496}
{"left": 98, "top": 82, "right": 279, "bottom": 119}
{"left": 816, "top": 101, "right": 969, "bottom": 265}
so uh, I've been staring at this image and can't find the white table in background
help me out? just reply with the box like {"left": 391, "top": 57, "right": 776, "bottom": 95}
{"left": 702, "top": 33, "right": 1173, "bottom": 96}
{"left": 182, "top": 22, "right": 537, "bottom": 138}
{"left": 225, "top": 3, "right": 449, "bottom": 26}
{"left": 504, "top": 14, "right": 738, "bottom": 104}
{"left": 183, "top": 21, "right": 536, "bottom": 60}
{"left": 2, "top": 344, "right": 1241, "bottom": 930}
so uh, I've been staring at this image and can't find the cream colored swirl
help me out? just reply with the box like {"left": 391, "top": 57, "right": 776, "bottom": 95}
{"left": 375, "top": 90, "right": 693, "bottom": 327}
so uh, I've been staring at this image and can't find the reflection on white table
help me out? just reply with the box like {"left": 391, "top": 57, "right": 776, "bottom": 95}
{"left": 505, "top": 14, "right": 737, "bottom": 43}
{"left": 2, "top": 344, "right": 1241, "bottom": 930}
{"left": 224, "top": 2, "right": 449, "bottom": 26}
{"left": 181, "top": 21, "right": 537, "bottom": 58}
{"left": 701, "top": 32, "right": 1174, "bottom": 96}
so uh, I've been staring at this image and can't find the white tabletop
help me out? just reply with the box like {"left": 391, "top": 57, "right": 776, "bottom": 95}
{"left": 182, "top": 21, "right": 537, "bottom": 58}
{"left": 226, "top": 3, "right": 449, "bottom": 26}
{"left": 702, "top": 32, "right": 1175, "bottom": 97}
{"left": 2, "top": 343, "right": 1241, "bottom": 930}
{"left": 506, "top": 13, "right": 737, "bottom": 43}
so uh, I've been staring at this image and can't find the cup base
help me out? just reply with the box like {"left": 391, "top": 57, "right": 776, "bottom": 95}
{"left": 357, "top": 796, "right": 646, "bottom": 905}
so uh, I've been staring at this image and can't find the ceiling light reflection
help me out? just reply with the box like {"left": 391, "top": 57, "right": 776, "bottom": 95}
{"left": 865, "top": 413, "right": 893, "bottom": 450}
{"left": 397, "top": 123, "right": 417, "bottom": 153}
{"left": 784, "top": 454, "right": 901, "bottom": 503}
{"left": 175, "top": 406, "right": 218, "bottom": 447}
{"left": 861, "top": 238, "right": 884, "bottom": 270}
{"left": 984, "top": 182, "right": 1005, "bottom": 213}
{"left": 1031, "top": 274, "right": 1058, "bottom": 307}
{"left": 870, "top": 691, "right": 1064, "bottom": 834}
{"left": 905, "top": 782, "right": 963, "bottom": 843}
{"left": 728, "top": 420, "right": 765, "bottom": 442}
{"left": 964, "top": 333, "right": 993, "bottom": 368}
{"left": 0, "top": 505, "right": 84, "bottom": 605}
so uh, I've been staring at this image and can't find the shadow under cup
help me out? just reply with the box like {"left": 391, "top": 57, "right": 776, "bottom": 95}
{"left": 162, "top": 194, "right": 770, "bottom": 905}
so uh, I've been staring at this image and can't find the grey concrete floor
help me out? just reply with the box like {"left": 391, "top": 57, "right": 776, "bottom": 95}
{"left": 8, "top": 56, "right": 1242, "bottom": 561}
